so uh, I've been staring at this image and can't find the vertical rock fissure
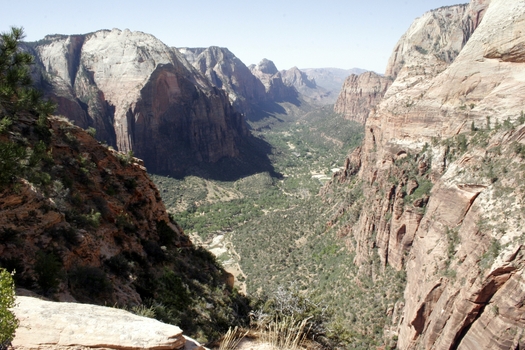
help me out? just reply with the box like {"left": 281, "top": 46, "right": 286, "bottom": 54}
{"left": 67, "top": 35, "right": 85, "bottom": 88}
{"left": 449, "top": 302, "right": 487, "bottom": 350}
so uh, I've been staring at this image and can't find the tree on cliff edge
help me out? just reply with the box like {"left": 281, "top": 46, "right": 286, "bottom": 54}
{"left": 0, "top": 27, "right": 55, "bottom": 188}
{"left": 0, "top": 27, "right": 54, "bottom": 130}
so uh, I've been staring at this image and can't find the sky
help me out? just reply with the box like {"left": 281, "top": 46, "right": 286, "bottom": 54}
{"left": 1, "top": 0, "right": 464, "bottom": 73}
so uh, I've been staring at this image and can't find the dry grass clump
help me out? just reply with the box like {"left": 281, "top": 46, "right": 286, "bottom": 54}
{"left": 258, "top": 316, "right": 310, "bottom": 350}
{"left": 216, "top": 317, "right": 311, "bottom": 350}
{"left": 218, "top": 326, "right": 248, "bottom": 350}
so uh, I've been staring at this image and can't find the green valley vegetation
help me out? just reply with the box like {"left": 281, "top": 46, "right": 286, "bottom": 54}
{"left": 153, "top": 107, "right": 406, "bottom": 348}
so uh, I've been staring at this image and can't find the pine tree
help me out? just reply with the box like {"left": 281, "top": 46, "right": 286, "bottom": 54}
{"left": 0, "top": 26, "right": 54, "bottom": 132}
{"left": 0, "top": 27, "right": 55, "bottom": 188}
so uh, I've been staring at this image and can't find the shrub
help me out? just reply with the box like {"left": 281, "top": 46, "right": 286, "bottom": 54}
{"left": 86, "top": 127, "right": 96, "bottom": 138}
{"left": 116, "top": 151, "right": 135, "bottom": 166}
{"left": 254, "top": 284, "right": 329, "bottom": 343}
{"left": 69, "top": 266, "right": 112, "bottom": 302}
{"left": 157, "top": 220, "right": 177, "bottom": 247}
{"left": 143, "top": 240, "right": 167, "bottom": 262}
{"left": 0, "top": 228, "right": 20, "bottom": 245}
{"left": 0, "top": 27, "right": 55, "bottom": 122}
{"left": 0, "top": 141, "right": 27, "bottom": 188}
{"left": 105, "top": 254, "right": 130, "bottom": 277}
{"left": 34, "top": 252, "right": 62, "bottom": 294}
{"left": 0, "top": 268, "right": 18, "bottom": 349}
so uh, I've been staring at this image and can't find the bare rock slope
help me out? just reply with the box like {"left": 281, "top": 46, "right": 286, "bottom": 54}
{"left": 0, "top": 113, "right": 246, "bottom": 341}
{"left": 249, "top": 59, "right": 299, "bottom": 104}
{"left": 28, "top": 29, "right": 249, "bottom": 177}
{"left": 330, "top": 0, "right": 525, "bottom": 348}
{"left": 179, "top": 46, "right": 267, "bottom": 116}
{"left": 12, "top": 296, "right": 206, "bottom": 350}
{"left": 281, "top": 66, "right": 333, "bottom": 105}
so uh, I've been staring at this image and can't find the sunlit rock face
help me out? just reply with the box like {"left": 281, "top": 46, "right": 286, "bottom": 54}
{"left": 12, "top": 296, "right": 207, "bottom": 350}
{"left": 334, "top": 71, "right": 392, "bottom": 124}
{"left": 179, "top": 46, "right": 268, "bottom": 116}
{"left": 331, "top": 0, "right": 525, "bottom": 348}
{"left": 249, "top": 58, "right": 299, "bottom": 102}
{"left": 29, "top": 29, "right": 249, "bottom": 176}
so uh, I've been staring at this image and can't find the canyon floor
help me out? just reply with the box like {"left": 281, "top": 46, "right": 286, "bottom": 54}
{"left": 152, "top": 105, "right": 405, "bottom": 348}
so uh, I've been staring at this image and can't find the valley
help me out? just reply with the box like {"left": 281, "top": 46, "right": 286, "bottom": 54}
{"left": 152, "top": 105, "right": 405, "bottom": 348}
{"left": 2, "top": 0, "right": 525, "bottom": 349}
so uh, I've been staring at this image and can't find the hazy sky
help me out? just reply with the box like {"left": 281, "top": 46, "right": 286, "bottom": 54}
{"left": 2, "top": 0, "right": 463, "bottom": 73}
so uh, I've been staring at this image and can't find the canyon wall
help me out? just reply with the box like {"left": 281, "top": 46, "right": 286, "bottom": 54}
{"left": 331, "top": 0, "right": 525, "bottom": 348}
{"left": 249, "top": 58, "right": 299, "bottom": 103}
{"left": 179, "top": 46, "right": 267, "bottom": 116}
{"left": 27, "top": 29, "right": 249, "bottom": 177}
{"left": 333, "top": 71, "right": 392, "bottom": 124}
{"left": 0, "top": 113, "right": 245, "bottom": 341}
{"left": 281, "top": 66, "right": 333, "bottom": 105}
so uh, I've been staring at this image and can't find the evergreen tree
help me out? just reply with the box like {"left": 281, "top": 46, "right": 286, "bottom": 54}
{"left": 0, "top": 27, "right": 55, "bottom": 188}
{"left": 0, "top": 26, "right": 54, "bottom": 132}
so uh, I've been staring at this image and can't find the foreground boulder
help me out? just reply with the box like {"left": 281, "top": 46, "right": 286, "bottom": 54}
{"left": 12, "top": 296, "right": 205, "bottom": 350}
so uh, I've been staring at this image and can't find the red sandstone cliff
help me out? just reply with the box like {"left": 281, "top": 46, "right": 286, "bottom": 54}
{"left": 329, "top": 0, "right": 525, "bottom": 348}
{"left": 333, "top": 71, "right": 392, "bottom": 124}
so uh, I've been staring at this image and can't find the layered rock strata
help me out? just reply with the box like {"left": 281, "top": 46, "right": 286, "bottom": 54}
{"left": 301, "top": 67, "right": 367, "bottom": 95}
{"left": 333, "top": 71, "right": 392, "bottom": 124}
{"left": 27, "top": 29, "right": 249, "bottom": 176}
{"left": 330, "top": 0, "right": 525, "bottom": 348}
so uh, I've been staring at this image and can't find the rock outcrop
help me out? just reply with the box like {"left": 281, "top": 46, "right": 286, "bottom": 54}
{"left": 249, "top": 59, "right": 299, "bottom": 103}
{"left": 179, "top": 47, "right": 267, "bottom": 116}
{"left": 333, "top": 71, "right": 392, "bottom": 124}
{"left": 329, "top": 0, "right": 525, "bottom": 348}
{"left": 281, "top": 67, "right": 333, "bottom": 105}
{"left": 0, "top": 113, "right": 247, "bottom": 341}
{"left": 12, "top": 296, "right": 206, "bottom": 350}
{"left": 26, "top": 29, "right": 250, "bottom": 177}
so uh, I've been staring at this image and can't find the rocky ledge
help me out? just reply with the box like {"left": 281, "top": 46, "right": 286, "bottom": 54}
{"left": 11, "top": 296, "right": 206, "bottom": 350}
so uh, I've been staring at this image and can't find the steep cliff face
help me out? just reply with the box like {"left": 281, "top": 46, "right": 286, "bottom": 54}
{"left": 384, "top": 2, "right": 490, "bottom": 99}
{"left": 333, "top": 71, "right": 392, "bottom": 124}
{"left": 281, "top": 66, "right": 333, "bottom": 105}
{"left": 331, "top": 0, "right": 525, "bottom": 348}
{"left": 0, "top": 114, "right": 246, "bottom": 341}
{"left": 249, "top": 59, "right": 299, "bottom": 103}
{"left": 179, "top": 46, "right": 267, "bottom": 116}
{"left": 333, "top": 3, "right": 487, "bottom": 126}
{"left": 27, "top": 29, "right": 249, "bottom": 177}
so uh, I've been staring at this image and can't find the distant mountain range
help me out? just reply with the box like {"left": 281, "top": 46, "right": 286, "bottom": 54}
{"left": 301, "top": 67, "right": 367, "bottom": 93}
